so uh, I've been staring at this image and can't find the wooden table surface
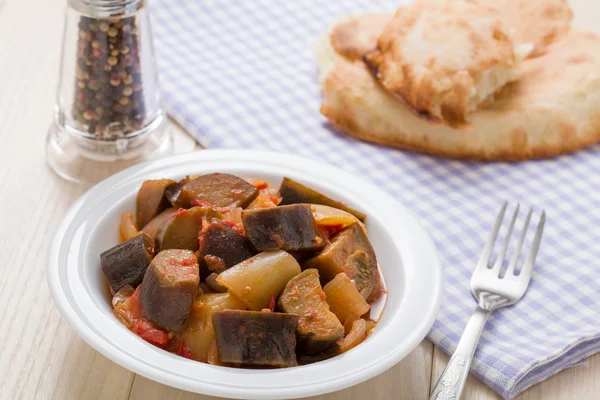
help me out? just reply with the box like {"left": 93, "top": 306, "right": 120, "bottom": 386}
{"left": 1, "top": 0, "right": 599, "bottom": 399}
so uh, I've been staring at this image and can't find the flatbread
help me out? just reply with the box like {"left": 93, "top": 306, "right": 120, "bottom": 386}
{"left": 329, "top": 13, "right": 392, "bottom": 60}
{"left": 317, "top": 30, "right": 600, "bottom": 160}
{"left": 362, "top": 0, "right": 526, "bottom": 128}
{"left": 329, "top": 0, "right": 572, "bottom": 62}
{"left": 475, "top": 0, "right": 572, "bottom": 56}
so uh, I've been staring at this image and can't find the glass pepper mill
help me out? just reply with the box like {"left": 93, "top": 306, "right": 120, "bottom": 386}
{"left": 47, "top": 0, "right": 173, "bottom": 185}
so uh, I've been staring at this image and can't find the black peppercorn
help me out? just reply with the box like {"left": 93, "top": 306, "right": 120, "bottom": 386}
{"left": 72, "top": 15, "right": 145, "bottom": 138}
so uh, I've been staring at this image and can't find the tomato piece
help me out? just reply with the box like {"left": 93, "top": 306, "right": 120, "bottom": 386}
{"left": 181, "top": 257, "right": 197, "bottom": 266}
{"left": 132, "top": 320, "right": 170, "bottom": 349}
{"left": 125, "top": 286, "right": 144, "bottom": 321}
{"left": 249, "top": 179, "right": 269, "bottom": 190}
{"left": 221, "top": 219, "right": 245, "bottom": 236}
{"left": 268, "top": 195, "right": 281, "bottom": 205}
{"left": 177, "top": 340, "right": 193, "bottom": 359}
{"left": 262, "top": 187, "right": 281, "bottom": 205}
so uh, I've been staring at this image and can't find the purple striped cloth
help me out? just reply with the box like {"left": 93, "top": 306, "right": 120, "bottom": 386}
{"left": 150, "top": 1, "right": 600, "bottom": 398}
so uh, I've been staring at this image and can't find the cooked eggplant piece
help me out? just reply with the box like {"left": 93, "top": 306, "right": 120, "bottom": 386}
{"left": 278, "top": 269, "right": 344, "bottom": 355}
{"left": 136, "top": 179, "right": 176, "bottom": 228}
{"left": 217, "top": 250, "right": 301, "bottom": 310}
{"left": 164, "top": 177, "right": 191, "bottom": 206}
{"left": 286, "top": 250, "right": 319, "bottom": 264}
{"left": 213, "top": 310, "right": 299, "bottom": 367}
{"left": 198, "top": 219, "right": 256, "bottom": 277}
{"left": 205, "top": 273, "right": 228, "bottom": 293}
{"left": 242, "top": 204, "right": 325, "bottom": 251}
{"left": 323, "top": 273, "right": 370, "bottom": 323}
{"left": 154, "top": 206, "right": 222, "bottom": 252}
{"left": 140, "top": 207, "right": 177, "bottom": 245}
{"left": 179, "top": 292, "right": 247, "bottom": 362}
{"left": 278, "top": 177, "right": 367, "bottom": 222}
{"left": 174, "top": 173, "right": 259, "bottom": 209}
{"left": 101, "top": 234, "right": 153, "bottom": 293}
{"left": 303, "top": 222, "right": 381, "bottom": 302}
{"left": 139, "top": 249, "right": 200, "bottom": 332}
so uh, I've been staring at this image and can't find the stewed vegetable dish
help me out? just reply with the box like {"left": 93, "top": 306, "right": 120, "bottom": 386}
{"left": 101, "top": 173, "right": 384, "bottom": 367}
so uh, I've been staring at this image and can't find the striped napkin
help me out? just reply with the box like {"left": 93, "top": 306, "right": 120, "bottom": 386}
{"left": 150, "top": 1, "right": 600, "bottom": 398}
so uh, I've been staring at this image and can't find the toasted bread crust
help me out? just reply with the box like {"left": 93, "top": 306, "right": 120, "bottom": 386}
{"left": 329, "top": 0, "right": 573, "bottom": 63}
{"left": 475, "top": 0, "right": 572, "bottom": 56}
{"left": 329, "top": 13, "right": 392, "bottom": 60}
{"left": 361, "top": 1, "right": 523, "bottom": 128}
{"left": 318, "top": 30, "right": 600, "bottom": 160}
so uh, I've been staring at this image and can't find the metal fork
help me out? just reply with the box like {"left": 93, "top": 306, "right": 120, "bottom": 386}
{"left": 429, "top": 202, "right": 546, "bottom": 400}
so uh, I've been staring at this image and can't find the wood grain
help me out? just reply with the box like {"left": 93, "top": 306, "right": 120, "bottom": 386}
{"left": 129, "top": 341, "right": 433, "bottom": 400}
{"left": 0, "top": 1, "right": 194, "bottom": 400}
{"left": 0, "top": 0, "right": 598, "bottom": 399}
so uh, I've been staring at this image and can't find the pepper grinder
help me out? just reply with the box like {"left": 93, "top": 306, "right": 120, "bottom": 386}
{"left": 47, "top": 0, "right": 173, "bottom": 185}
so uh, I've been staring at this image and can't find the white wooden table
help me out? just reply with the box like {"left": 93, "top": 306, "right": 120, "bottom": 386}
{"left": 1, "top": 0, "right": 598, "bottom": 398}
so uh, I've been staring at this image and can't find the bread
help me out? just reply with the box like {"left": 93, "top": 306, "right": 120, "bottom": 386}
{"left": 317, "top": 30, "right": 600, "bottom": 160}
{"left": 328, "top": 13, "right": 392, "bottom": 61}
{"left": 329, "top": 0, "right": 572, "bottom": 63}
{"left": 363, "top": 0, "right": 529, "bottom": 128}
{"left": 475, "top": 0, "right": 572, "bottom": 57}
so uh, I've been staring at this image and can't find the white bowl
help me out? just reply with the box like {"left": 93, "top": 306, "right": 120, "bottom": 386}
{"left": 47, "top": 150, "right": 443, "bottom": 399}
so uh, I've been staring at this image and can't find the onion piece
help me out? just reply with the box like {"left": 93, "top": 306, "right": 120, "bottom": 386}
{"left": 343, "top": 314, "right": 360, "bottom": 335}
{"left": 339, "top": 318, "right": 367, "bottom": 352}
{"left": 111, "top": 285, "right": 137, "bottom": 329}
{"left": 324, "top": 273, "right": 370, "bottom": 324}
{"left": 247, "top": 192, "right": 278, "bottom": 210}
{"left": 119, "top": 212, "right": 141, "bottom": 242}
{"left": 222, "top": 207, "right": 243, "bottom": 225}
{"left": 311, "top": 204, "right": 367, "bottom": 234}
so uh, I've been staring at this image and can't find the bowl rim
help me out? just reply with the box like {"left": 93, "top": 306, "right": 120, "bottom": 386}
{"left": 47, "top": 149, "right": 443, "bottom": 399}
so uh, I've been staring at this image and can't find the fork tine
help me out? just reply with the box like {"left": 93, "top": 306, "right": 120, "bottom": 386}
{"left": 491, "top": 203, "right": 519, "bottom": 274}
{"left": 518, "top": 210, "right": 546, "bottom": 279}
{"left": 506, "top": 207, "right": 533, "bottom": 275}
{"left": 475, "top": 201, "right": 507, "bottom": 271}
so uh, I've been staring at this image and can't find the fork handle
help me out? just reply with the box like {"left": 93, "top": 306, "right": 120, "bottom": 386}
{"left": 429, "top": 307, "right": 490, "bottom": 400}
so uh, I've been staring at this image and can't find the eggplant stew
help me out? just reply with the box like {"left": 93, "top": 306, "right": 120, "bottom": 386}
{"left": 101, "top": 173, "right": 384, "bottom": 368}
